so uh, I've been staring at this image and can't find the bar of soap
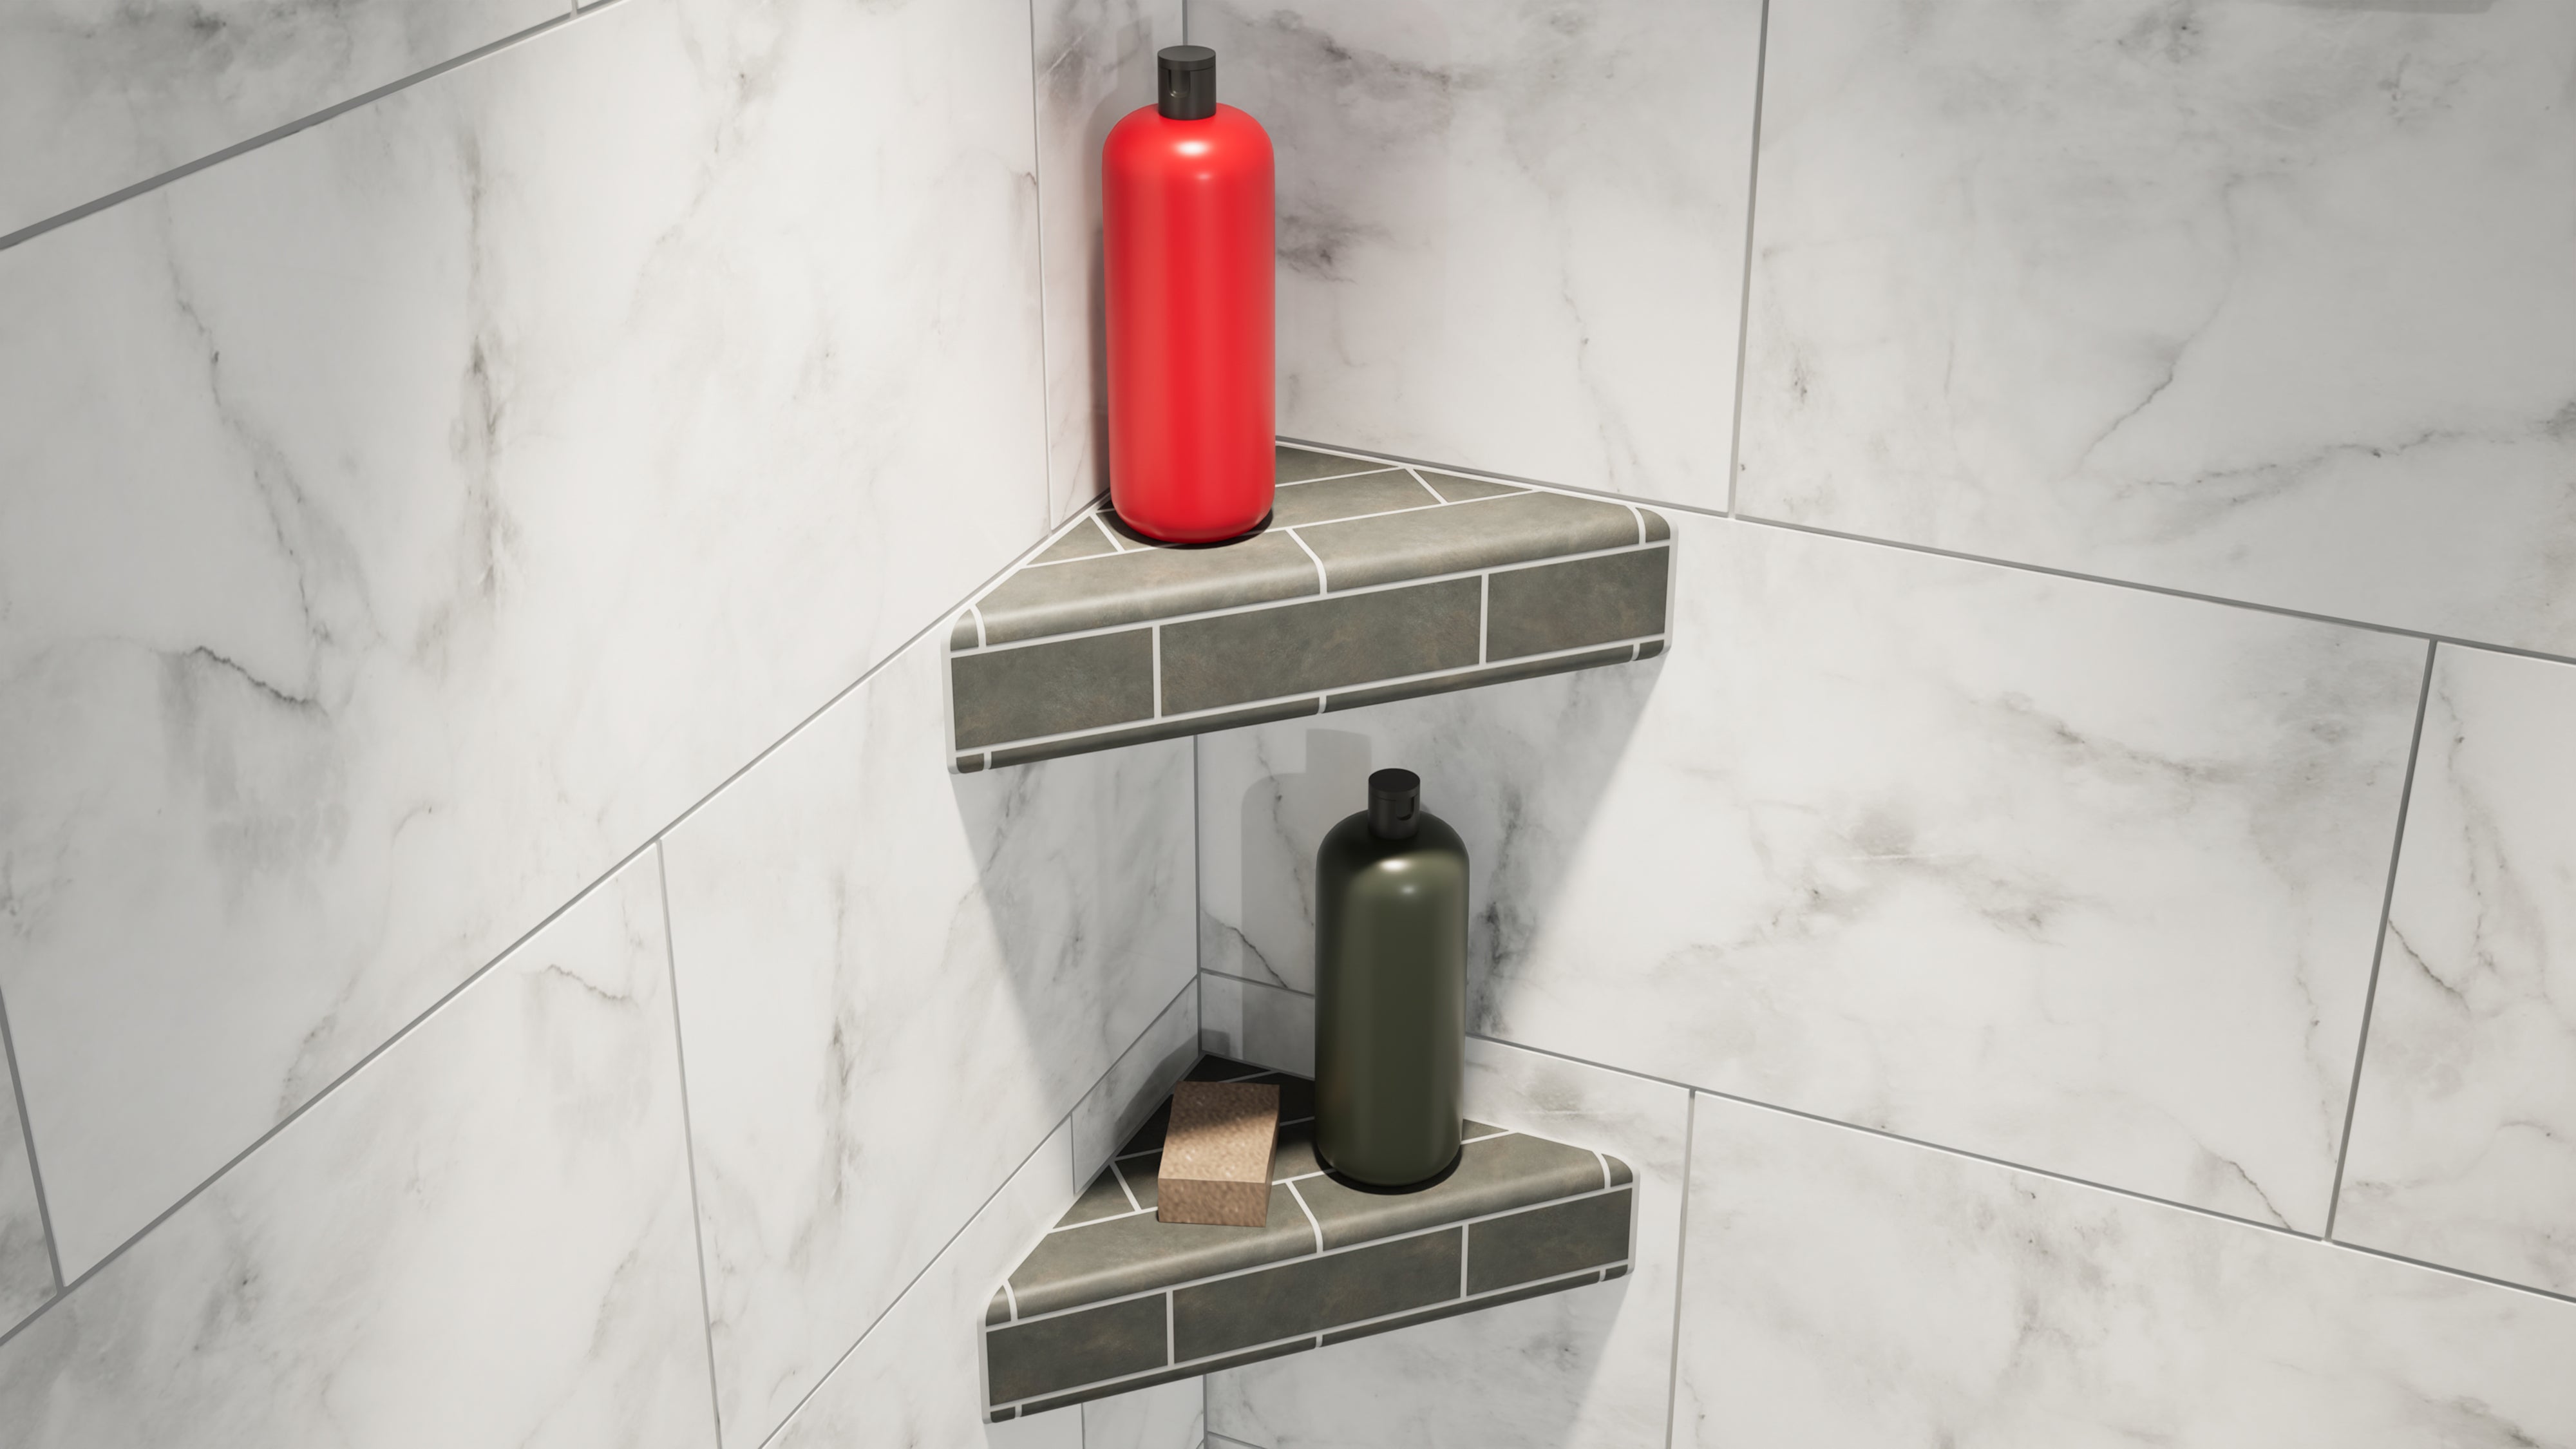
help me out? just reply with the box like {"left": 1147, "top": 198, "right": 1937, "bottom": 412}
{"left": 1157, "top": 1081, "right": 1280, "bottom": 1227}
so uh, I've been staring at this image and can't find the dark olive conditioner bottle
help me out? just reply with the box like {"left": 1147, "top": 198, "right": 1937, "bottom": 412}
{"left": 1313, "top": 769, "right": 1468, "bottom": 1189}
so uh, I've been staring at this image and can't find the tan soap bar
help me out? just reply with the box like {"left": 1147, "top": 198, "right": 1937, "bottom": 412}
{"left": 1157, "top": 1081, "right": 1280, "bottom": 1227}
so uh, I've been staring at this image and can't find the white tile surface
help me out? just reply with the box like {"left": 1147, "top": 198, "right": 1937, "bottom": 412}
{"left": 1074, "top": 978, "right": 1200, "bottom": 1180}
{"left": 1197, "top": 514, "right": 2424, "bottom": 1229}
{"left": 0, "top": 855, "right": 714, "bottom": 1448}
{"left": 0, "top": 1044, "right": 50, "bottom": 1336}
{"left": 1208, "top": 1037, "right": 1688, "bottom": 1449}
{"left": 1675, "top": 1094, "right": 2576, "bottom": 1447}
{"left": 0, "top": 0, "right": 563, "bottom": 238}
{"left": 2338, "top": 646, "right": 2576, "bottom": 1295}
{"left": 661, "top": 633, "right": 1194, "bottom": 1449}
{"left": 1084, "top": 1378, "right": 1205, "bottom": 1449}
{"left": 1031, "top": 0, "right": 1184, "bottom": 522}
{"left": 1191, "top": 0, "right": 1763, "bottom": 504}
{"left": 768, "top": 1121, "right": 1082, "bottom": 1449}
{"left": 1736, "top": 0, "right": 2576, "bottom": 654}
{"left": 1198, "top": 971, "right": 1314, "bottom": 1077}
{"left": 0, "top": 0, "right": 1050, "bottom": 1279}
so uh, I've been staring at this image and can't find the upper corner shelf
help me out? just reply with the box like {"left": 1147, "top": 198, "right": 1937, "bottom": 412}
{"left": 981, "top": 1056, "right": 1636, "bottom": 1418}
{"left": 946, "top": 443, "right": 1674, "bottom": 770}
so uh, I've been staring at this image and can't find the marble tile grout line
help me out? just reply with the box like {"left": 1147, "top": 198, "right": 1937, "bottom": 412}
{"left": 0, "top": 974, "right": 65, "bottom": 1293}
{"left": 1274, "top": 435, "right": 2576, "bottom": 672}
{"left": 0, "top": 520, "right": 1077, "bottom": 1358}
{"left": 654, "top": 842, "right": 729, "bottom": 1449}
{"left": 761, "top": 975, "right": 1200, "bottom": 1448}
{"left": 2324, "top": 638, "right": 2443, "bottom": 1241}
{"left": 1662, "top": 1092, "right": 1697, "bottom": 1449}
{"left": 0, "top": 0, "right": 630, "bottom": 254}
{"left": 1723, "top": 0, "right": 1773, "bottom": 519}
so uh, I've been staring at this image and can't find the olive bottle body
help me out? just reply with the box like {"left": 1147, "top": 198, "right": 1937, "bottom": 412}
{"left": 1312, "top": 810, "right": 1468, "bottom": 1189}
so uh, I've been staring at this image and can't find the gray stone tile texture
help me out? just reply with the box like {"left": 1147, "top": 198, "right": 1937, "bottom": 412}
{"left": 1171, "top": 1228, "right": 1462, "bottom": 1359}
{"left": 1299, "top": 488, "right": 1642, "bottom": 591}
{"left": 1276, "top": 446, "right": 1390, "bottom": 484}
{"left": 1270, "top": 470, "right": 1441, "bottom": 528}
{"left": 1466, "top": 1188, "right": 1633, "bottom": 1294}
{"left": 1318, "top": 1271, "right": 1599, "bottom": 1347}
{"left": 985, "top": 1294, "right": 1168, "bottom": 1405}
{"left": 977, "top": 533, "right": 1319, "bottom": 644}
{"left": 1416, "top": 470, "right": 1530, "bottom": 503}
{"left": 1160, "top": 580, "right": 1481, "bottom": 715}
{"left": 1061, "top": 1168, "right": 1140, "bottom": 1227}
{"left": 1296, "top": 1132, "right": 1609, "bottom": 1249}
{"left": 1008, "top": 1186, "right": 1315, "bottom": 1317}
{"left": 1030, "top": 520, "right": 1122, "bottom": 565}
{"left": 1485, "top": 548, "right": 1670, "bottom": 661}
{"left": 1021, "top": 1338, "right": 1314, "bottom": 1415}
{"left": 949, "top": 629, "right": 1154, "bottom": 748}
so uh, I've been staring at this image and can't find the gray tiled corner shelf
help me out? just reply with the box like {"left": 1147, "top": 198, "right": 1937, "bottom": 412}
{"left": 981, "top": 1056, "right": 1636, "bottom": 1418}
{"left": 947, "top": 444, "right": 1674, "bottom": 770}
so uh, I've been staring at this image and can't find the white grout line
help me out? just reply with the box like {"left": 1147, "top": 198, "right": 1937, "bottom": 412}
{"left": 969, "top": 603, "right": 987, "bottom": 649}
{"left": 1286, "top": 1179, "right": 1326, "bottom": 1254}
{"left": 1403, "top": 467, "right": 1451, "bottom": 504}
{"left": 1285, "top": 527, "right": 1331, "bottom": 591}
{"left": 1591, "top": 1149, "right": 1614, "bottom": 1192}
{"left": 1150, "top": 625, "right": 1164, "bottom": 717}
{"left": 1478, "top": 574, "right": 1490, "bottom": 664}
{"left": 1111, "top": 1159, "right": 1144, "bottom": 1214}
{"left": 1166, "top": 1291, "right": 1176, "bottom": 1363}
{"left": 1092, "top": 513, "right": 1127, "bottom": 551}
{"left": 1001, "top": 1280, "right": 1019, "bottom": 1321}
{"left": 988, "top": 1263, "right": 1624, "bottom": 1412}
{"left": 1459, "top": 1224, "right": 1472, "bottom": 1297}
{"left": 1622, "top": 502, "right": 1649, "bottom": 546}
{"left": 963, "top": 538, "right": 1671, "bottom": 656}
{"left": 1462, "top": 1128, "right": 1516, "bottom": 1145}
{"left": 993, "top": 1182, "right": 1636, "bottom": 1328}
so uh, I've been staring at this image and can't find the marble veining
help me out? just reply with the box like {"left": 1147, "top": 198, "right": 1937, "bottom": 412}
{"left": 768, "top": 1121, "right": 1082, "bottom": 1449}
{"left": 1030, "top": 0, "right": 1184, "bottom": 522}
{"left": 1198, "top": 514, "right": 2425, "bottom": 1229}
{"left": 2337, "top": 646, "right": 2576, "bottom": 1296}
{"left": 1736, "top": 0, "right": 2576, "bottom": 654}
{"left": 0, "top": 855, "right": 715, "bottom": 1448}
{"left": 1676, "top": 1094, "right": 2576, "bottom": 1446}
{"left": 0, "top": 0, "right": 563, "bottom": 239}
{"left": 0, "top": 0, "right": 1050, "bottom": 1279}
{"left": 0, "top": 1043, "right": 50, "bottom": 1337}
{"left": 1207, "top": 1037, "right": 1688, "bottom": 1449}
{"left": 1190, "top": 0, "right": 1763, "bottom": 502}
{"left": 660, "top": 631, "right": 1194, "bottom": 1448}
{"left": 1083, "top": 1379, "right": 1204, "bottom": 1449}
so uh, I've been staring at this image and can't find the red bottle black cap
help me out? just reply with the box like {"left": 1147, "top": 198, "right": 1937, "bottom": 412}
{"left": 1159, "top": 46, "right": 1217, "bottom": 120}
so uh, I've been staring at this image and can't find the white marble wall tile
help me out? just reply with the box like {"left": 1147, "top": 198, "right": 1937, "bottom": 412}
{"left": 0, "top": 0, "right": 1050, "bottom": 1279}
{"left": 1031, "top": 0, "right": 1184, "bottom": 522}
{"left": 1208, "top": 1037, "right": 1688, "bottom": 1449}
{"left": 661, "top": 632, "right": 1194, "bottom": 1449}
{"left": 1074, "top": 977, "right": 1200, "bottom": 1179}
{"left": 768, "top": 1119, "right": 1081, "bottom": 1449}
{"left": 1675, "top": 1094, "right": 2576, "bottom": 1447}
{"left": 1198, "top": 970, "right": 1314, "bottom": 1077}
{"left": 1198, "top": 514, "right": 2424, "bottom": 1229}
{"left": 1736, "top": 0, "right": 2576, "bottom": 654}
{"left": 2338, "top": 646, "right": 2576, "bottom": 1295}
{"left": 1189, "top": 0, "right": 1763, "bottom": 504}
{"left": 0, "top": 1044, "right": 50, "bottom": 1336}
{"left": 0, "top": 853, "right": 714, "bottom": 1448}
{"left": 1084, "top": 1379, "right": 1204, "bottom": 1449}
{"left": 0, "top": 0, "right": 564, "bottom": 239}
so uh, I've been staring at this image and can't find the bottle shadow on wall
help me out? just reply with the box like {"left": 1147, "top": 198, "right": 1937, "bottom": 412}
{"left": 1213, "top": 656, "right": 1661, "bottom": 1056}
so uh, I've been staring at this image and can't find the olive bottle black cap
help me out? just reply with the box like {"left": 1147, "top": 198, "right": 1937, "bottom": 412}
{"left": 1159, "top": 46, "right": 1217, "bottom": 120}
{"left": 1367, "top": 768, "right": 1421, "bottom": 840}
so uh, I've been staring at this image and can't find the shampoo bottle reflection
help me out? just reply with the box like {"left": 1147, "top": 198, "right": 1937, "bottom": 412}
{"left": 1313, "top": 768, "right": 1468, "bottom": 1190}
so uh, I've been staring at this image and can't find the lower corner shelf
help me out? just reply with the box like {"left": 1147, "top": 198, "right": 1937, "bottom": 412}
{"left": 981, "top": 1055, "right": 1636, "bottom": 1419}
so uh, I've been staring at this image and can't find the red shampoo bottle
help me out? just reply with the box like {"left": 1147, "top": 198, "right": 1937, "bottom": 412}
{"left": 1102, "top": 46, "right": 1275, "bottom": 544}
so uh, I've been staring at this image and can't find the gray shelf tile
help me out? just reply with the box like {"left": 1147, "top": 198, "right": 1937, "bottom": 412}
{"left": 978, "top": 533, "right": 1319, "bottom": 644}
{"left": 1466, "top": 1189, "right": 1633, "bottom": 1294}
{"left": 1293, "top": 1132, "right": 1609, "bottom": 1250}
{"left": 1029, "top": 522, "right": 1123, "bottom": 566}
{"left": 1008, "top": 1185, "right": 1316, "bottom": 1318}
{"left": 1486, "top": 549, "right": 1670, "bottom": 661}
{"left": 985, "top": 1294, "right": 1169, "bottom": 1405}
{"left": 1277, "top": 446, "right": 1395, "bottom": 484}
{"left": 1161, "top": 579, "right": 1481, "bottom": 715}
{"left": 1416, "top": 470, "right": 1530, "bottom": 503}
{"left": 1318, "top": 1272, "right": 1596, "bottom": 1347}
{"left": 951, "top": 630, "right": 1154, "bottom": 749}
{"left": 949, "top": 611, "right": 980, "bottom": 652}
{"left": 1171, "top": 1228, "right": 1462, "bottom": 1360}
{"left": 1022, "top": 1339, "right": 1313, "bottom": 1416}
{"left": 1269, "top": 470, "right": 1441, "bottom": 528}
{"left": 1298, "top": 489, "right": 1641, "bottom": 591}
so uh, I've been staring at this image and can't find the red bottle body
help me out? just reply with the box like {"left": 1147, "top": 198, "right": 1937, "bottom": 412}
{"left": 1103, "top": 102, "right": 1275, "bottom": 544}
